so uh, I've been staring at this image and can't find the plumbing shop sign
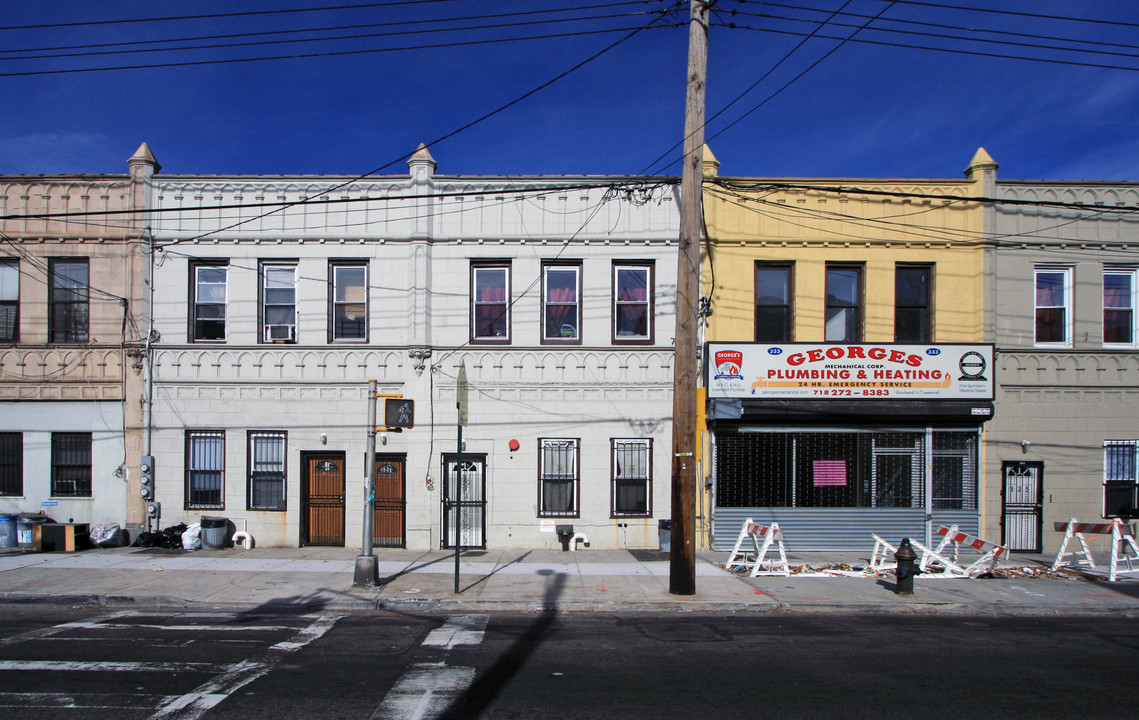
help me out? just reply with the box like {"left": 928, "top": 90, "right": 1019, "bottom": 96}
{"left": 707, "top": 343, "right": 994, "bottom": 401}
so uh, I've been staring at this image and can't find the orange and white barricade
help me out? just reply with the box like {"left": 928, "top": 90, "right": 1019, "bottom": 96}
{"left": 869, "top": 534, "right": 899, "bottom": 572}
{"left": 726, "top": 518, "right": 790, "bottom": 577}
{"left": 920, "top": 525, "right": 1009, "bottom": 578}
{"left": 1051, "top": 518, "right": 1139, "bottom": 582}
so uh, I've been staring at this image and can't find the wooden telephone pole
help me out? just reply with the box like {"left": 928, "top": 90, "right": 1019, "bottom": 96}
{"left": 670, "top": 0, "right": 709, "bottom": 596}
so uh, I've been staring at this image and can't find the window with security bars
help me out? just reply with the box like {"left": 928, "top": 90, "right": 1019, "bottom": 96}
{"left": 612, "top": 439, "right": 651, "bottom": 517}
{"left": 715, "top": 430, "right": 978, "bottom": 510}
{"left": 539, "top": 438, "right": 579, "bottom": 517}
{"left": 0, "top": 432, "right": 21, "bottom": 496}
{"left": 186, "top": 430, "right": 224, "bottom": 509}
{"left": 51, "top": 432, "right": 91, "bottom": 497}
{"left": 1104, "top": 440, "right": 1138, "bottom": 519}
{"left": 932, "top": 432, "right": 978, "bottom": 509}
{"left": 248, "top": 431, "right": 286, "bottom": 511}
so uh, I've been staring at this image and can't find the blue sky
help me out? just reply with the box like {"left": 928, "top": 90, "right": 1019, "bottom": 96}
{"left": 2, "top": 1, "right": 1138, "bottom": 181}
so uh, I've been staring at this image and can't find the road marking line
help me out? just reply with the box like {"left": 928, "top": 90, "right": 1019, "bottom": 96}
{"left": 0, "top": 691, "right": 166, "bottom": 710}
{"left": 149, "top": 614, "right": 342, "bottom": 720}
{"left": 421, "top": 615, "right": 489, "bottom": 649}
{"left": 369, "top": 664, "right": 476, "bottom": 720}
{"left": 0, "top": 611, "right": 134, "bottom": 646}
{"left": 0, "top": 660, "right": 220, "bottom": 673}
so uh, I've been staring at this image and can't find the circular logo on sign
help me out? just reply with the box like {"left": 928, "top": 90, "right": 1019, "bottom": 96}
{"left": 958, "top": 351, "right": 987, "bottom": 381}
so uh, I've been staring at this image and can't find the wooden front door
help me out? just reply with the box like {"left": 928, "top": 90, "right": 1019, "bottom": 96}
{"left": 373, "top": 454, "right": 406, "bottom": 548}
{"left": 303, "top": 453, "right": 345, "bottom": 546}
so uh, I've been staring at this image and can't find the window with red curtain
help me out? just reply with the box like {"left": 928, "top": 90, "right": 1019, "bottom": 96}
{"left": 613, "top": 263, "right": 652, "bottom": 343}
{"left": 472, "top": 263, "right": 510, "bottom": 343}
{"left": 542, "top": 263, "right": 580, "bottom": 343}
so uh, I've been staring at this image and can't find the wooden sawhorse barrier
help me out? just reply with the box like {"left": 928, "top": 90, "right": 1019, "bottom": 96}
{"left": 726, "top": 518, "right": 790, "bottom": 577}
{"left": 1051, "top": 518, "right": 1139, "bottom": 582}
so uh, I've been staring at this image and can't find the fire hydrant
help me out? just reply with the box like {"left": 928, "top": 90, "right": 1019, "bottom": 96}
{"left": 894, "top": 538, "right": 920, "bottom": 595}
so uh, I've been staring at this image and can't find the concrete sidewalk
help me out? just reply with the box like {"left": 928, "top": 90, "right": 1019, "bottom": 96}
{"left": 0, "top": 545, "right": 1137, "bottom": 615}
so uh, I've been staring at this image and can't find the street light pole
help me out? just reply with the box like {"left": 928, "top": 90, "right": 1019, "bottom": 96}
{"left": 354, "top": 379, "right": 378, "bottom": 587}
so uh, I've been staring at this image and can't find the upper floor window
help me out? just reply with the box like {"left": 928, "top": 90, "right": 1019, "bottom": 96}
{"left": 51, "top": 432, "right": 91, "bottom": 497}
{"left": 49, "top": 259, "right": 88, "bottom": 343}
{"left": 1104, "top": 269, "right": 1136, "bottom": 347}
{"left": 612, "top": 438, "right": 651, "bottom": 517}
{"left": 0, "top": 259, "right": 18, "bottom": 343}
{"left": 542, "top": 262, "right": 581, "bottom": 344}
{"left": 191, "top": 262, "right": 228, "bottom": 342}
{"left": 895, "top": 264, "right": 932, "bottom": 343}
{"left": 330, "top": 262, "right": 367, "bottom": 342}
{"left": 471, "top": 262, "right": 511, "bottom": 344}
{"left": 1035, "top": 266, "right": 1072, "bottom": 347}
{"left": 248, "top": 430, "right": 286, "bottom": 511}
{"left": 261, "top": 263, "right": 297, "bottom": 343}
{"left": 613, "top": 262, "right": 653, "bottom": 344}
{"left": 186, "top": 430, "right": 224, "bottom": 510}
{"left": 825, "top": 264, "right": 862, "bottom": 342}
{"left": 755, "top": 263, "right": 792, "bottom": 342}
{"left": 0, "top": 432, "right": 22, "bottom": 497}
{"left": 539, "top": 438, "right": 579, "bottom": 517}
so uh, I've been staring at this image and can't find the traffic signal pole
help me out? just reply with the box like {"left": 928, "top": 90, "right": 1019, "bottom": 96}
{"left": 670, "top": 0, "right": 709, "bottom": 596}
{"left": 354, "top": 379, "right": 379, "bottom": 587}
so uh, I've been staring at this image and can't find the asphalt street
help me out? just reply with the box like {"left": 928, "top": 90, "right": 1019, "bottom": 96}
{"left": 0, "top": 607, "right": 1135, "bottom": 720}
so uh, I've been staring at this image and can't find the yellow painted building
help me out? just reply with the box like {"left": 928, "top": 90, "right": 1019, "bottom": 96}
{"left": 700, "top": 147, "right": 996, "bottom": 550}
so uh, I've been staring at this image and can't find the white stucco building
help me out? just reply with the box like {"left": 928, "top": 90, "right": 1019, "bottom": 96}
{"left": 145, "top": 146, "right": 680, "bottom": 550}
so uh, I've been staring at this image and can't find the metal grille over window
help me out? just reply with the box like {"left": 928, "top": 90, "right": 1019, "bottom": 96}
{"left": 0, "top": 432, "right": 22, "bottom": 497}
{"left": 249, "top": 431, "right": 286, "bottom": 510}
{"left": 1104, "top": 440, "right": 1138, "bottom": 519}
{"left": 540, "top": 439, "right": 578, "bottom": 516}
{"left": 51, "top": 432, "right": 91, "bottom": 497}
{"left": 612, "top": 439, "right": 651, "bottom": 516}
{"left": 716, "top": 430, "right": 978, "bottom": 511}
{"left": 187, "top": 431, "right": 224, "bottom": 509}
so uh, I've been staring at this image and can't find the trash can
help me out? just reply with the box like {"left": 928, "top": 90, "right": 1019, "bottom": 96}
{"left": 200, "top": 516, "right": 228, "bottom": 550}
{"left": 658, "top": 519, "right": 672, "bottom": 552}
{"left": 17, "top": 514, "right": 49, "bottom": 549}
{"left": 0, "top": 514, "right": 15, "bottom": 548}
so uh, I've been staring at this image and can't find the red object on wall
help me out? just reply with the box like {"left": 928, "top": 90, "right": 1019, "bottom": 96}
{"left": 508, "top": 439, "right": 520, "bottom": 452}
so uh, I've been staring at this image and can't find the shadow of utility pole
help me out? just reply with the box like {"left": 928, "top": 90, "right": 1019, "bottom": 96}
{"left": 438, "top": 569, "right": 567, "bottom": 720}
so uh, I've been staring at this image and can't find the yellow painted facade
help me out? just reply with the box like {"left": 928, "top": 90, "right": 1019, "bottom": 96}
{"left": 701, "top": 148, "right": 994, "bottom": 344}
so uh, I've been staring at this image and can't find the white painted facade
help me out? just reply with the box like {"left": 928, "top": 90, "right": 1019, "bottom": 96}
{"left": 147, "top": 149, "right": 680, "bottom": 549}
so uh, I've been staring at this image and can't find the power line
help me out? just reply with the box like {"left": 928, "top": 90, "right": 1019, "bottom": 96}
{"left": 0, "top": 23, "right": 678, "bottom": 78}
{"left": 721, "top": 7, "right": 1139, "bottom": 65}
{"left": 0, "top": 2, "right": 654, "bottom": 55}
{"left": 0, "top": 7, "right": 668, "bottom": 64}
{"left": 0, "top": 0, "right": 462, "bottom": 32}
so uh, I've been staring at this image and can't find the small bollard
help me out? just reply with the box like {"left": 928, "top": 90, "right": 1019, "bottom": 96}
{"left": 894, "top": 538, "right": 920, "bottom": 595}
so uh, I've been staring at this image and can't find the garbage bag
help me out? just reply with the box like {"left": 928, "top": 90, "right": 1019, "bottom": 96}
{"left": 181, "top": 523, "right": 202, "bottom": 551}
{"left": 90, "top": 524, "right": 127, "bottom": 548}
{"left": 133, "top": 531, "right": 158, "bottom": 548}
{"left": 158, "top": 523, "right": 187, "bottom": 549}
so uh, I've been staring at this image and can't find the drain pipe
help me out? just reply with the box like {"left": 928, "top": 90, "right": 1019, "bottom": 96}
{"left": 569, "top": 532, "right": 590, "bottom": 551}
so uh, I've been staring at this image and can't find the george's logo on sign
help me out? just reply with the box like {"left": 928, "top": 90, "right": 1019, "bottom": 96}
{"left": 714, "top": 350, "right": 744, "bottom": 379}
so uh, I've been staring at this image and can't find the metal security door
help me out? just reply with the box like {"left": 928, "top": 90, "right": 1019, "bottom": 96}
{"left": 303, "top": 453, "right": 345, "bottom": 546}
{"left": 373, "top": 455, "right": 406, "bottom": 548}
{"left": 442, "top": 453, "right": 486, "bottom": 549}
{"left": 1002, "top": 461, "right": 1043, "bottom": 552}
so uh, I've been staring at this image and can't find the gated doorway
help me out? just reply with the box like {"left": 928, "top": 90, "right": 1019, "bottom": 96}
{"left": 442, "top": 453, "right": 486, "bottom": 549}
{"left": 373, "top": 454, "right": 406, "bottom": 548}
{"left": 302, "top": 452, "right": 345, "bottom": 546}
{"left": 1002, "top": 460, "right": 1043, "bottom": 552}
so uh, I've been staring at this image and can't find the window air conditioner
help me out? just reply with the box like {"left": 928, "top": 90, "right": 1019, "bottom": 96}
{"left": 265, "top": 324, "right": 296, "bottom": 342}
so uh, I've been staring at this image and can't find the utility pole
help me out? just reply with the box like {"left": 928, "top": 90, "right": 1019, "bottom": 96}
{"left": 670, "top": 0, "right": 708, "bottom": 596}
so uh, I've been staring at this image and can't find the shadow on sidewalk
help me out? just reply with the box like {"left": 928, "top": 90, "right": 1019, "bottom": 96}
{"left": 439, "top": 568, "right": 566, "bottom": 720}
